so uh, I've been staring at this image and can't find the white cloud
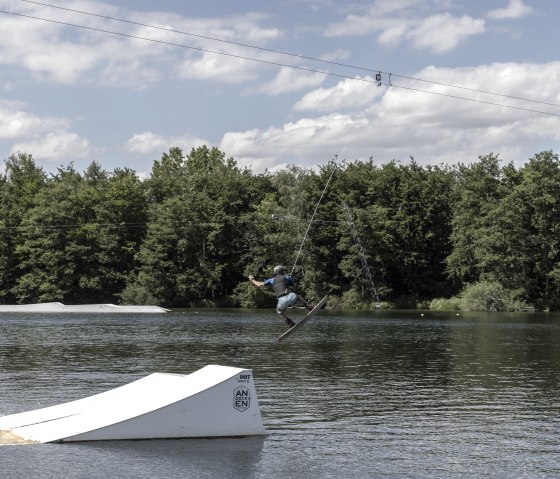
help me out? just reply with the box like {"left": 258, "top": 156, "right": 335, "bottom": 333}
{"left": 294, "top": 76, "right": 381, "bottom": 112}
{"left": 99, "top": 57, "right": 162, "bottom": 89}
{"left": 231, "top": 12, "right": 282, "bottom": 43}
{"left": 0, "top": 1, "right": 283, "bottom": 87}
{"left": 23, "top": 44, "right": 100, "bottom": 84}
{"left": 319, "top": 49, "right": 350, "bottom": 62}
{"left": 127, "top": 10, "right": 283, "bottom": 84}
{"left": 487, "top": 0, "right": 533, "bottom": 20}
{"left": 325, "top": 0, "right": 428, "bottom": 39}
{"left": 220, "top": 114, "right": 370, "bottom": 171}
{"left": 0, "top": 99, "right": 67, "bottom": 139}
{"left": 124, "top": 131, "right": 209, "bottom": 155}
{"left": 259, "top": 67, "right": 326, "bottom": 95}
{"left": 325, "top": 12, "right": 396, "bottom": 38}
{"left": 408, "top": 14, "right": 485, "bottom": 54}
{"left": 324, "top": 0, "right": 422, "bottom": 37}
{"left": 219, "top": 61, "right": 560, "bottom": 172}
{"left": 412, "top": 62, "right": 560, "bottom": 118}
{"left": 1, "top": 0, "right": 555, "bottom": 177}
{"left": 0, "top": 97, "right": 93, "bottom": 162}
{"left": 176, "top": 51, "right": 260, "bottom": 83}
{"left": 0, "top": 0, "right": 112, "bottom": 84}
{"left": 325, "top": 3, "right": 485, "bottom": 54}
{"left": 370, "top": 0, "right": 420, "bottom": 15}
{"left": 377, "top": 23, "right": 408, "bottom": 47}
{"left": 11, "top": 130, "right": 92, "bottom": 161}
{"left": 125, "top": 132, "right": 167, "bottom": 154}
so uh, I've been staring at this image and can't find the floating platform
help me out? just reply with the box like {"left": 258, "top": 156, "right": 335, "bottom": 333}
{"left": 0, "top": 302, "right": 169, "bottom": 313}
{"left": 0, "top": 365, "right": 267, "bottom": 444}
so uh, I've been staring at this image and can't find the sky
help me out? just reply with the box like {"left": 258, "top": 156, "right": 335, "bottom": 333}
{"left": 0, "top": 0, "right": 559, "bottom": 176}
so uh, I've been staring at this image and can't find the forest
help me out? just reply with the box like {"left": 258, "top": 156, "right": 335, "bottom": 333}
{"left": 1, "top": 146, "right": 559, "bottom": 311}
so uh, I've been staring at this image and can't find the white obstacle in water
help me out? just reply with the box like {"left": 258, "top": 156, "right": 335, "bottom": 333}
{"left": 0, "top": 302, "right": 169, "bottom": 313}
{"left": 0, "top": 365, "right": 267, "bottom": 443}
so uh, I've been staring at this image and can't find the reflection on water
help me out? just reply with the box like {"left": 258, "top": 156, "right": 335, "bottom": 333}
{"left": 0, "top": 437, "right": 266, "bottom": 479}
{"left": 1, "top": 309, "right": 560, "bottom": 478}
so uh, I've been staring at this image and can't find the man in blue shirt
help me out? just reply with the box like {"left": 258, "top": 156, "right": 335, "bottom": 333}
{"left": 249, "top": 265, "right": 313, "bottom": 329}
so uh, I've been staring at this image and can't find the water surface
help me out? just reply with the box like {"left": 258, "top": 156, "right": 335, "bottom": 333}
{"left": 1, "top": 309, "right": 559, "bottom": 478}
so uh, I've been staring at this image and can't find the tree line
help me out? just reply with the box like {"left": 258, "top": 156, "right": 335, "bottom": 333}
{"left": 1, "top": 146, "right": 559, "bottom": 311}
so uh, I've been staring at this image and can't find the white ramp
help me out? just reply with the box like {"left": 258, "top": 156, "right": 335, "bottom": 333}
{"left": 0, "top": 365, "right": 267, "bottom": 443}
{"left": 0, "top": 302, "right": 169, "bottom": 313}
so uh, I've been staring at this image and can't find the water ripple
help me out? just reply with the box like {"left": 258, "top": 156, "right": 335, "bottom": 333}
{"left": 1, "top": 310, "right": 560, "bottom": 478}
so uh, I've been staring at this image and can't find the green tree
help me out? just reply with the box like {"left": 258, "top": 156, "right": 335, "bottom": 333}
{"left": 474, "top": 151, "right": 560, "bottom": 309}
{"left": 0, "top": 153, "right": 46, "bottom": 303}
{"left": 124, "top": 146, "right": 266, "bottom": 306}
{"left": 13, "top": 164, "right": 86, "bottom": 303}
{"left": 522, "top": 151, "right": 560, "bottom": 308}
{"left": 84, "top": 166, "right": 148, "bottom": 302}
{"left": 335, "top": 160, "right": 454, "bottom": 306}
{"left": 12, "top": 162, "right": 148, "bottom": 304}
{"left": 446, "top": 154, "right": 507, "bottom": 286}
{"left": 390, "top": 161, "right": 455, "bottom": 300}
{"left": 148, "top": 147, "right": 186, "bottom": 203}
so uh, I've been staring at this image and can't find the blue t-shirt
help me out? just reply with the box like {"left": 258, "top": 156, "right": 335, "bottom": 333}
{"left": 263, "top": 275, "right": 294, "bottom": 286}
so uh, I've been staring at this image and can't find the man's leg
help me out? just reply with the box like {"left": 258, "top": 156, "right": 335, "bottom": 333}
{"left": 278, "top": 311, "right": 295, "bottom": 328}
{"left": 298, "top": 295, "right": 314, "bottom": 311}
{"left": 277, "top": 294, "right": 297, "bottom": 328}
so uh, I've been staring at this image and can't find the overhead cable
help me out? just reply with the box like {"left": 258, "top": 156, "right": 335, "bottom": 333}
{"left": 14, "top": 0, "right": 560, "bottom": 110}
{"left": 1, "top": 7, "right": 560, "bottom": 117}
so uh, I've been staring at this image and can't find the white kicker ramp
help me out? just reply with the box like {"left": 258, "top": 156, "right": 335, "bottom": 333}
{"left": 0, "top": 365, "right": 267, "bottom": 443}
{"left": 0, "top": 302, "right": 169, "bottom": 313}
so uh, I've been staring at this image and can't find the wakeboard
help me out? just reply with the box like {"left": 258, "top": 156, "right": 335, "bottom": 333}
{"left": 277, "top": 294, "right": 328, "bottom": 342}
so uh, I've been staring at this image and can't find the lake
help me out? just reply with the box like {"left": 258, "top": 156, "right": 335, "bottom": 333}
{"left": 1, "top": 308, "right": 559, "bottom": 478}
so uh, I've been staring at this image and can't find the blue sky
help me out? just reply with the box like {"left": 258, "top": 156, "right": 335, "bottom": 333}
{"left": 1, "top": 0, "right": 559, "bottom": 175}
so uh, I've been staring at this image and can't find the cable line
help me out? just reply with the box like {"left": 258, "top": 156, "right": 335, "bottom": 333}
{"left": 290, "top": 163, "right": 337, "bottom": 275}
{"left": 0, "top": 10, "right": 341, "bottom": 78}
{"left": 386, "top": 82, "right": 560, "bottom": 117}
{"left": 1, "top": 8, "right": 560, "bottom": 117}
{"left": 342, "top": 202, "right": 381, "bottom": 308}
{"left": 379, "top": 71, "right": 560, "bottom": 109}
{"left": 17, "top": 0, "right": 364, "bottom": 73}
{"left": 14, "top": 0, "right": 560, "bottom": 110}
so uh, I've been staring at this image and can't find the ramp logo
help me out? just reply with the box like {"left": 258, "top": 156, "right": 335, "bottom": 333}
{"left": 233, "top": 386, "right": 251, "bottom": 412}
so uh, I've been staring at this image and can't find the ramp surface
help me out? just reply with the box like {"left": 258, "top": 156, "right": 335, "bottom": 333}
{"left": 0, "top": 302, "right": 169, "bottom": 313}
{"left": 0, "top": 365, "right": 266, "bottom": 443}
